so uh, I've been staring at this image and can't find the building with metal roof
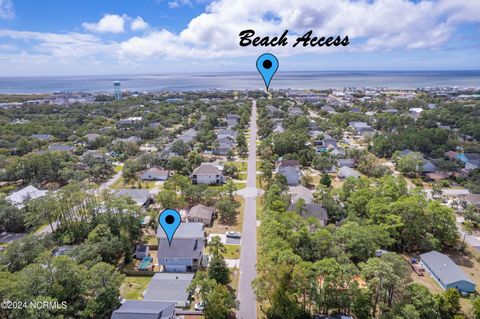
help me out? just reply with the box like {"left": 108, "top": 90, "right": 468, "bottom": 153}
{"left": 420, "top": 251, "right": 476, "bottom": 293}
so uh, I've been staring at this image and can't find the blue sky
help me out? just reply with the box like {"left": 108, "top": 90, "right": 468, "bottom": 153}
{"left": 0, "top": 0, "right": 479, "bottom": 75}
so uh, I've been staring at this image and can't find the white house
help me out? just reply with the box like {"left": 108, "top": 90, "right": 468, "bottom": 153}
{"left": 191, "top": 163, "right": 225, "bottom": 185}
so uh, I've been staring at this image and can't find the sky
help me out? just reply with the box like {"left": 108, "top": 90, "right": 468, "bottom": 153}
{"left": 0, "top": 0, "right": 479, "bottom": 76}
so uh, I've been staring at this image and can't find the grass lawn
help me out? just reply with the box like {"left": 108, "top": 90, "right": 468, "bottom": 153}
{"left": 206, "top": 244, "right": 240, "bottom": 259}
{"left": 235, "top": 182, "right": 247, "bottom": 190}
{"left": 110, "top": 178, "right": 157, "bottom": 190}
{"left": 256, "top": 161, "right": 262, "bottom": 171}
{"left": 119, "top": 276, "right": 152, "bottom": 300}
{"left": 256, "top": 195, "right": 264, "bottom": 220}
{"left": 230, "top": 267, "right": 240, "bottom": 291}
{"left": 113, "top": 165, "right": 123, "bottom": 173}
{"left": 237, "top": 172, "right": 247, "bottom": 181}
{"left": 206, "top": 195, "right": 244, "bottom": 234}
{"left": 229, "top": 161, "right": 248, "bottom": 172}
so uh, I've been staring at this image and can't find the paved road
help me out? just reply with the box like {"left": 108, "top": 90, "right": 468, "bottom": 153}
{"left": 99, "top": 169, "right": 123, "bottom": 191}
{"left": 237, "top": 100, "right": 258, "bottom": 319}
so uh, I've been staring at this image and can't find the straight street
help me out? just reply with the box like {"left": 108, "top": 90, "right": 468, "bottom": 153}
{"left": 237, "top": 100, "right": 258, "bottom": 319}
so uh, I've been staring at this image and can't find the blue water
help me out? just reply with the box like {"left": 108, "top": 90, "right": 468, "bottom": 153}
{"left": 0, "top": 71, "right": 478, "bottom": 93}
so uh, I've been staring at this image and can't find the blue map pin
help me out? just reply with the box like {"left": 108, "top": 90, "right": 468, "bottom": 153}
{"left": 159, "top": 209, "right": 181, "bottom": 246}
{"left": 256, "top": 53, "right": 279, "bottom": 91}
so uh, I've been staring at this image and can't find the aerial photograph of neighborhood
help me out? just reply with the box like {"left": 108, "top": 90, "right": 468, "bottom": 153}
{"left": 0, "top": 0, "right": 479, "bottom": 319}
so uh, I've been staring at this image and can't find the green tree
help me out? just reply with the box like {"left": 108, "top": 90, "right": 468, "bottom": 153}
{"left": 320, "top": 173, "right": 331, "bottom": 187}
{"left": 436, "top": 288, "right": 461, "bottom": 319}
{"left": 204, "top": 284, "right": 237, "bottom": 319}
{"left": 472, "top": 296, "right": 480, "bottom": 319}
{"left": 216, "top": 198, "right": 239, "bottom": 225}
{"left": 397, "top": 152, "right": 423, "bottom": 177}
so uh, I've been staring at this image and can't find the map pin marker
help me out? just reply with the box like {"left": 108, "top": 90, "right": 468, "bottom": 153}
{"left": 159, "top": 209, "right": 181, "bottom": 246}
{"left": 256, "top": 53, "right": 279, "bottom": 91}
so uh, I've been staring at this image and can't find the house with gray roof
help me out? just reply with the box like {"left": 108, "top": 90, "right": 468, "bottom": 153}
{"left": 140, "top": 168, "right": 170, "bottom": 181}
{"left": 213, "top": 138, "right": 235, "bottom": 156}
{"left": 422, "top": 160, "right": 438, "bottom": 173}
{"left": 289, "top": 185, "right": 314, "bottom": 204}
{"left": 31, "top": 133, "right": 53, "bottom": 141}
{"left": 178, "top": 128, "right": 198, "bottom": 144}
{"left": 337, "top": 166, "right": 361, "bottom": 179}
{"left": 337, "top": 159, "right": 356, "bottom": 168}
{"left": 217, "top": 129, "right": 236, "bottom": 140}
{"left": 187, "top": 204, "right": 215, "bottom": 226}
{"left": 48, "top": 144, "right": 75, "bottom": 152}
{"left": 420, "top": 251, "right": 476, "bottom": 293}
{"left": 115, "top": 189, "right": 152, "bottom": 207}
{"left": 275, "top": 160, "right": 301, "bottom": 185}
{"left": 156, "top": 222, "right": 205, "bottom": 272}
{"left": 111, "top": 300, "right": 176, "bottom": 319}
{"left": 144, "top": 273, "right": 194, "bottom": 307}
{"left": 191, "top": 163, "right": 225, "bottom": 185}
{"left": 288, "top": 202, "right": 328, "bottom": 226}
{"left": 7, "top": 185, "right": 48, "bottom": 208}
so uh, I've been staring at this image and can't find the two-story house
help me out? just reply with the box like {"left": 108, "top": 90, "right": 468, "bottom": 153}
{"left": 191, "top": 163, "right": 225, "bottom": 185}
{"left": 156, "top": 222, "right": 205, "bottom": 272}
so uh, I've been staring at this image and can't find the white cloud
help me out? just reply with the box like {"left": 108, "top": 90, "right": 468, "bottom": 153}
{"left": 0, "top": 0, "right": 14, "bottom": 19}
{"left": 82, "top": 14, "right": 127, "bottom": 33}
{"left": 117, "top": 0, "right": 480, "bottom": 60}
{"left": 131, "top": 17, "right": 149, "bottom": 31}
{"left": 168, "top": 0, "right": 193, "bottom": 9}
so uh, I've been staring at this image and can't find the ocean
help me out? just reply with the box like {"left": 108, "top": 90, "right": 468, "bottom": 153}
{"left": 0, "top": 71, "right": 479, "bottom": 94}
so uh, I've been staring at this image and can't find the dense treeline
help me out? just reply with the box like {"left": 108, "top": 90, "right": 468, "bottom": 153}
{"left": 255, "top": 175, "right": 462, "bottom": 318}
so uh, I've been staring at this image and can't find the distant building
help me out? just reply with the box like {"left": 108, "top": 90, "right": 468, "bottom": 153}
{"left": 187, "top": 204, "right": 215, "bottom": 226}
{"left": 191, "top": 163, "right": 225, "bottom": 185}
{"left": 337, "top": 166, "right": 361, "bottom": 179}
{"left": 288, "top": 202, "right": 328, "bottom": 226}
{"left": 275, "top": 160, "right": 301, "bottom": 185}
{"left": 113, "top": 81, "right": 122, "bottom": 100}
{"left": 115, "top": 189, "right": 152, "bottom": 207}
{"left": 420, "top": 251, "right": 476, "bottom": 293}
{"left": 7, "top": 185, "right": 48, "bottom": 208}
{"left": 140, "top": 168, "right": 169, "bottom": 181}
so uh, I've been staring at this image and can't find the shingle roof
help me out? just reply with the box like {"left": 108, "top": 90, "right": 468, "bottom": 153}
{"left": 156, "top": 222, "right": 204, "bottom": 239}
{"left": 420, "top": 251, "right": 474, "bottom": 286}
{"left": 144, "top": 273, "right": 194, "bottom": 304}
{"left": 189, "top": 204, "right": 215, "bottom": 220}
{"left": 115, "top": 189, "right": 151, "bottom": 206}
{"left": 6, "top": 185, "right": 48, "bottom": 207}
{"left": 277, "top": 160, "right": 300, "bottom": 169}
{"left": 111, "top": 300, "right": 175, "bottom": 319}
{"left": 288, "top": 203, "right": 328, "bottom": 221}
{"left": 192, "top": 163, "right": 222, "bottom": 175}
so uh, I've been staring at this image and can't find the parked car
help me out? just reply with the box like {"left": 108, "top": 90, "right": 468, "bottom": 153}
{"left": 194, "top": 301, "right": 205, "bottom": 311}
{"left": 226, "top": 231, "right": 241, "bottom": 239}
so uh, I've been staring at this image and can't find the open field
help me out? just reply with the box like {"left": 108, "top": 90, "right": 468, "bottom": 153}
{"left": 119, "top": 276, "right": 151, "bottom": 300}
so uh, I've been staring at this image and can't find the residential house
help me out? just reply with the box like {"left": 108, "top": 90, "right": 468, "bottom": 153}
{"left": 275, "top": 160, "right": 301, "bottom": 185}
{"left": 349, "top": 121, "right": 375, "bottom": 137}
{"left": 266, "top": 105, "right": 283, "bottom": 117}
{"left": 422, "top": 160, "right": 438, "bottom": 173}
{"left": 289, "top": 106, "right": 304, "bottom": 116}
{"left": 7, "top": 185, "right": 48, "bottom": 208}
{"left": 226, "top": 114, "right": 240, "bottom": 128}
{"left": 420, "top": 251, "right": 476, "bottom": 293}
{"left": 330, "top": 147, "right": 346, "bottom": 157}
{"left": 139, "top": 143, "right": 158, "bottom": 153}
{"left": 191, "top": 163, "right": 225, "bottom": 185}
{"left": 48, "top": 144, "right": 75, "bottom": 152}
{"left": 213, "top": 138, "right": 235, "bottom": 156}
{"left": 187, "top": 204, "right": 215, "bottom": 226}
{"left": 31, "top": 133, "right": 53, "bottom": 141}
{"left": 140, "top": 168, "right": 170, "bottom": 181}
{"left": 337, "top": 166, "right": 361, "bottom": 179}
{"left": 321, "top": 105, "right": 336, "bottom": 114}
{"left": 216, "top": 129, "right": 236, "bottom": 140}
{"left": 111, "top": 301, "right": 176, "bottom": 319}
{"left": 289, "top": 185, "right": 314, "bottom": 204}
{"left": 117, "top": 117, "right": 143, "bottom": 129}
{"left": 177, "top": 128, "right": 198, "bottom": 144}
{"left": 85, "top": 133, "right": 100, "bottom": 143}
{"left": 273, "top": 123, "right": 285, "bottom": 133}
{"left": 337, "top": 159, "right": 356, "bottom": 168}
{"left": 288, "top": 202, "right": 329, "bottom": 226}
{"left": 115, "top": 189, "right": 152, "bottom": 207}
{"left": 52, "top": 246, "right": 74, "bottom": 257}
{"left": 383, "top": 108, "right": 398, "bottom": 114}
{"left": 156, "top": 223, "right": 205, "bottom": 272}
{"left": 112, "top": 136, "right": 141, "bottom": 145}
{"left": 458, "top": 153, "right": 480, "bottom": 171}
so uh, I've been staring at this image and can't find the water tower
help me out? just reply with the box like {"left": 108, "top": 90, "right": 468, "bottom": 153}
{"left": 113, "top": 81, "right": 122, "bottom": 100}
